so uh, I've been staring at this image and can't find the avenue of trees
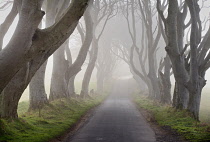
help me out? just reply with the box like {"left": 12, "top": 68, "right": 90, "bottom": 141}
{"left": 0, "top": 0, "right": 210, "bottom": 121}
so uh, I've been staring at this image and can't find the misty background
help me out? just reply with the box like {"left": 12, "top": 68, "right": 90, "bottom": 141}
{"left": 0, "top": 1, "right": 210, "bottom": 102}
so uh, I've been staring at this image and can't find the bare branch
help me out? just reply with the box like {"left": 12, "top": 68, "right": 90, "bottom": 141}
{"left": 77, "top": 23, "right": 85, "bottom": 43}
{"left": 156, "top": 0, "right": 167, "bottom": 25}
{"left": 181, "top": 44, "right": 189, "bottom": 56}
{"left": 0, "top": 1, "right": 13, "bottom": 10}
{"left": 0, "top": 0, "right": 18, "bottom": 50}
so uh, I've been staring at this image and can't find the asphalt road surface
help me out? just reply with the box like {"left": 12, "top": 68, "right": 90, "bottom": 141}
{"left": 65, "top": 80, "right": 156, "bottom": 142}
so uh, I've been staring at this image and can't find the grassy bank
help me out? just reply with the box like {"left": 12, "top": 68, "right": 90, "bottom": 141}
{"left": 0, "top": 96, "right": 106, "bottom": 142}
{"left": 133, "top": 95, "right": 210, "bottom": 142}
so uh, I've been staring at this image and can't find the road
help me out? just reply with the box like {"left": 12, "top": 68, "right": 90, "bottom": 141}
{"left": 64, "top": 80, "right": 156, "bottom": 142}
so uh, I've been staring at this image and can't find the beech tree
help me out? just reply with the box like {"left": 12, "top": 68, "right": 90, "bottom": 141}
{"left": 0, "top": 0, "right": 89, "bottom": 94}
{"left": 138, "top": 0, "right": 162, "bottom": 99}
{"left": 28, "top": 0, "right": 60, "bottom": 110}
{"left": 49, "top": 0, "right": 71, "bottom": 101}
{"left": 65, "top": 5, "right": 94, "bottom": 98}
{"left": 112, "top": 0, "right": 172, "bottom": 104}
{"left": 111, "top": 41, "right": 147, "bottom": 91}
{"left": 157, "top": 0, "right": 190, "bottom": 110}
{"left": 157, "top": 0, "right": 210, "bottom": 120}
{"left": 0, "top": 0, "right": 90, "bottom": 119}
{"left": 119, "top": 0, "right": 164, "bottom": 99}
{"left": 0, "top": 0, "right": 209, "bottom": 122}
{"left": 156, "top": 1, "right": 172, "bottom": 105}
{"left": 65, "top": 42, "right": 76, "bottom": 97}
{"left": 158, "top": 55, "right": 172, "bottom": 104}
{"left": 96, "top": 42, "right": 119, "bottom": 93}
{"left": 80, "top": 0, "right": 117, "bottom": 97}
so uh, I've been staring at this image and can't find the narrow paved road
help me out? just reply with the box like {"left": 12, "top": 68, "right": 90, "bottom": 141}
{"left": 65, "top": 80, "right": 156, "bottom": 142}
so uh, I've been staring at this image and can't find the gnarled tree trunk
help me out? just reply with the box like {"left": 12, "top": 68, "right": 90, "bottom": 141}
{"left": 28, "top": 0, "right": 59, "bottom": 110}
{"left": 0, "top": 66, "right": 29, "bottom": 118}
{"left": 0, "top": 0, "right": 90, "bottom": 94}
{"left": 49, "top": 45, "right": 68, "bottom": 101}
{"left": 159, "top": 55, "right": 171, "bottom": 104}
{"left": 49, "top": 0, "right": 71, "bottom": 101}
{"left": 186, "top": 0, "right": 206, "bottom": 120}
{"left": 0, "top": 0, "right": 44, "bottom": 119}
{"left": 157, "top": 0, "right": 189, "bottom": 109}
{"left": 0, "top": 0, "right": 90, "bottom": 119}
{"left": 67, "top": 75, "right": 76, "bottom": 97}
{"left": 29, "top": 62, "right": 48, "bottom": 110}
{"left": 65, "top": 41, "right": 76, "bottom": 97}
{"left": 0, "top": 0, "right": 44, "bottom": 93}
{"left": 80, "top": 39, "right": 98, "bottom": 97}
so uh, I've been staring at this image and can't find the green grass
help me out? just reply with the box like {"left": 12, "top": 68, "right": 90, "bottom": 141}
{"left": 17, "top": 101, "right": 29, "bottom": 115}
{"left": 19, "top": 81, "right": 98, "bottom": 102}
{"left": 0, "top": 96, "right": 106, "bottom": 142}
{"left": 133, "top": 95, "right": 210, "bottom": 142}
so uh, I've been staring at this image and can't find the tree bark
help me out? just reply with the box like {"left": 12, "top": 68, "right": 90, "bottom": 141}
{"left": 67, "top": 75, "right": 76, "bottom": 97}
{"left": 147, "top": 25, "right": 161, "bottom": 100}
{"left": 0, "top": 66, "right": 28, "bottom": 118}
{"left": 28, "top": 0, "right": 58, "bottom": 109}
{"left": 129, "top": 44, "right": 154, "bottom": 98}
{"left": 80, "top": 39, "right": 98, "bottom": 97}
{"left": 65, "top": 41, "right": 76, "bottom": 97}
{"left": 172, "top": 83, "right": 178, "bottom": 107}
{"left": 159, "top": 55, "right": 171, "bottom": 104}
{"left": 64, "top": 5, "right": 93, "bottom": 98}
{"left": 0, "top": 0, "right": 18, "bottom": 116}
{"left": 138, "top": 0, "right": 161, "bottom": 99}
{"left": 0, "top": 0, "right": 44, "bottom": 93}
{"left": 29, "top": 62, "right": 48, "bottom": 111}
{"left": 64, "top": 6, "right": 93, "bottom": 81}
{"left": 0, "top": 0, "right": 44, "bottom": 119}
{"left": 0, "top": 0, "right": 18, "bottom": 50}
{"left": 186, "top": 0, "right": 205, "bottom": 120}
{"left": 0, "top": 0, "right": 90, "bottom": 94}
{"left": 0, "top": 0, "right": 90, "bottom": 119}
{"left": 157, "top": 0, "right": 189, "bottom": 109}
{"left": 49, "top": 44, "right": 67, "bottom": 101}
{"left": 49, "top": 0, "right": 71, "bottom": 101}
{"left": 148, "top": 54, "right": 161, "bottom": 99}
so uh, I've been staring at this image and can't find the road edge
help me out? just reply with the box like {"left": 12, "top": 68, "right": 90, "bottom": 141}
{"left": 133, "top": 101, "right": 189, "bottom": 142}
{"left": 48, "top": 101, "right": 105, "bottom": 142}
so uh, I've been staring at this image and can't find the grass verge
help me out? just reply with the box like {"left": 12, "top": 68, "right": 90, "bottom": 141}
{"left": 0, "top": 96, "right": 106, "bottom": 142}
{"left": 133, "top": 94, "right": 210, "bottom": 142}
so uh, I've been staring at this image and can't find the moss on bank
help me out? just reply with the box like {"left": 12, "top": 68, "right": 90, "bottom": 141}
{"left": 133, "top": 95, "right": 210, "bottom": 142}
{"left": 0, "top": 96, "right": 106, "bottom": 142}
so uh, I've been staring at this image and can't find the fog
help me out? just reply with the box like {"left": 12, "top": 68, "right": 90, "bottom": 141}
{"left": 1, "top": 1, "right": 210, "bottom": 141}
{"left": 0, "top": 1, "right": 210, "bottom": 102}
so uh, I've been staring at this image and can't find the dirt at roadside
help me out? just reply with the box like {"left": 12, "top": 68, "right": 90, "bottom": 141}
{"left": 137, "top": 106, "right": 189, "bottom": 142}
